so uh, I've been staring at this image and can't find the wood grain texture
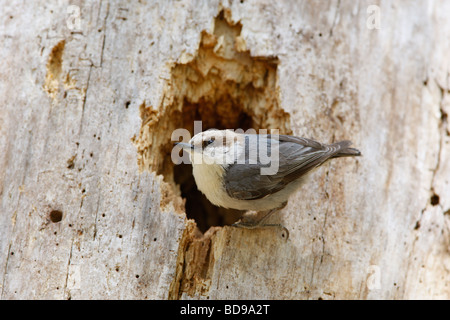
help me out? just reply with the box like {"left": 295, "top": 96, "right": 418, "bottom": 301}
{"left": 0, "top": 0, "right": 449, "bottom": 299}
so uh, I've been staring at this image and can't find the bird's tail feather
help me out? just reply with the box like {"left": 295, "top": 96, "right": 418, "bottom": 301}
{"left": 331, "top": 140, "right": 362, "bottom": 158}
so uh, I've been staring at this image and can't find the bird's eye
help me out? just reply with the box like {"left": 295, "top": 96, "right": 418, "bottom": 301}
{"left": 202, "top": 138, "right": 215, "bottom": 148}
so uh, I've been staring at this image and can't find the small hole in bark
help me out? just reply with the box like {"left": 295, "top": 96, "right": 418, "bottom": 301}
{"left": 414, "top": 220, "right": 421, "bottom": 230}
{"left": 430, "top": 194, "right": 440, "bottom": 206}
{"left": 49, "top": 210, "right": 63, "bottom": 223}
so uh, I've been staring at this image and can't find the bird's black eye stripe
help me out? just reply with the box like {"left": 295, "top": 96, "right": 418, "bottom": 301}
{"left": 202, "top": 137, "right": 215, "bottom": 148}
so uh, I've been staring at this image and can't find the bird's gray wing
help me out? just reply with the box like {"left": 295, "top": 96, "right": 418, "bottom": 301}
{"left": 224, "top": 135, "right": 347, "bottom": 200}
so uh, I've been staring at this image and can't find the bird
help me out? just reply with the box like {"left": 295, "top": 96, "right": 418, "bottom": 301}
{"left": 175, "top": 129, "right": 361, "bottom": 233}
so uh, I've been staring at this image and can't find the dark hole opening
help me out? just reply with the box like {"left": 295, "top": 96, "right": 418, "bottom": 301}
{"left": 151, "top": 11, "right": 289, "bottom": 234}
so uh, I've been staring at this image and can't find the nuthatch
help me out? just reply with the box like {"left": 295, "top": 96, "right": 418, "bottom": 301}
{"left": 175, "top": 129, "right": 361, "bottom": 232}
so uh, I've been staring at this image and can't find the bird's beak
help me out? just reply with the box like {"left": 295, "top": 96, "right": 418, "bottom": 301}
{"left": 174, "top": 142, "right": 194, "bottom": 151}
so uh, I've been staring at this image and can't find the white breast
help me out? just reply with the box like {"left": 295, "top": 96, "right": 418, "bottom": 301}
{"left": 191, "top": 162, "right": 306, "bottom": 212}
{"left": 192, "top": 163, "right": 231, "bottom": 208}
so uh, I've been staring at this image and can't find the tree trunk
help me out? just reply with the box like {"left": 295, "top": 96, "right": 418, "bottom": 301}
{"left": 1, "top": 0, "right": 449, "bottom": 300}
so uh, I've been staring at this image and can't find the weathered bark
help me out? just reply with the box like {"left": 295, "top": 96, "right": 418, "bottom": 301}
{"left": 1, "top": 0, "right": 449, "bottom": 300}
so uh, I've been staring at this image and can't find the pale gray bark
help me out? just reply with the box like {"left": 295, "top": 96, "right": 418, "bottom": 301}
{"left": 1, "top": 0, "right": 449, "bottom": 299}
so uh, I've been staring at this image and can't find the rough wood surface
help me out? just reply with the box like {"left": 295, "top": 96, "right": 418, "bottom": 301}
{"left": 1, "top": 0, "right": 449, "bottom": 299}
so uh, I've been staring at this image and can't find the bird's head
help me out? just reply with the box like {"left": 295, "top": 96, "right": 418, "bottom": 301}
{"left": 176, "top": 129, "right": 244, "bottom": 166}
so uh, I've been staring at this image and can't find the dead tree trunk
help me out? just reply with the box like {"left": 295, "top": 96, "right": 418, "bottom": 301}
{"left": 1, "top": 1, "right": 449, "bottom": 299}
